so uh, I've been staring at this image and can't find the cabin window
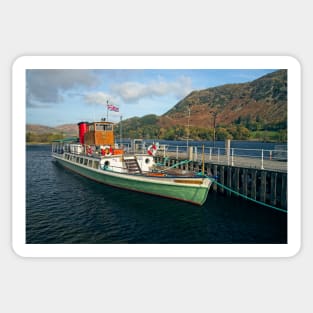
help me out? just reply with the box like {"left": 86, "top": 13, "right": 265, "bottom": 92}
{"left": 95, "top": 124, "right": 113, "bottom": 131}
{"left": 145, "top": 158, "right": 150, "bottom": 164}
{"left": 84, "top": 158, "right": 88, "bottom": 166}
{"left": 88, "top": 160, "right": 92, "bottom": 167}
{"left": 96, "top": 124, "right": 105, "bottom": 131}
{"left": 93, "top": 161, "right": 99, "bottom": 169}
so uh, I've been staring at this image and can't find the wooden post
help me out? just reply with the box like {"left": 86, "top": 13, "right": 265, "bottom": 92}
{"left": 251, "top": 170, "right": 257, "bottom": 200}
{"left": 260, "top": 171, "right": 267, "bottom": 203}
{"left": 225, "top": 139, "right": 231, "bottom": 156}
{"left": 188, "top": 146, "right": 193, "bottom": 161}
{"left": 234, "top": 167, "right": 240, "bottom": 193}
{"left": 205, "top": 164, "right": 209, "bottom": 176}
{"left": 225, "top": 139, "right": 231, "bottom": 166}
{"left": 281, "top": 173, "right": 287, "bottom": 210}
{"left": 202, "top": 144, "right": 205, "bottom": 175}
{"left": 213, "top": 164, "right": 218, "bottom": 191}
{"left": 270, "top": 172, "right": 277, "bottom": 206}
{"left": 195, "top": 161, "right": 200, "bottom": 173}
{"left": 227, "top": 166, "right": 232, "bottom": 197}
{"left": 188, "top": 161, "right": 192, "bottom": 172}
{"left": 219, "top": 165, "right": 225, "bottom": 194}
{"left": 242, "top": 168, "right": 248, "bottom": 196}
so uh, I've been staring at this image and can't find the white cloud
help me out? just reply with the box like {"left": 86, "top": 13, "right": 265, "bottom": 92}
{"left": 26, "top": 69, "right": 99, "bottom": 108}
{"left": 110, "top": 76, "right": 193, "bottom": 102}
{"left": 84, "top": 92, "right": 119, "bottom": 106}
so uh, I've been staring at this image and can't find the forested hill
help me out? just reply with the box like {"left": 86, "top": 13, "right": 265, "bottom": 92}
{"left": 161, "top": 69, "right": 287, "bottom": 128}
{"left": 26, "top": 70, "right": 287, "bottom": 143}
{"left": 115, "top": 69, "right": 287, "bottom": 141}
{"left": 26, "top": 124, "right": 78, "bottom": 143}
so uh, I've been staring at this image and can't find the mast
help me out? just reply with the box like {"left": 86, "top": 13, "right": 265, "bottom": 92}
{"left": 186, "top": 103, "right": 191, "bottom": 151}
{"left": 120, "top": 115, "right": 123, "bottom": 144}
{"left": 106, "top": 100, "right": 109, "bottom": 121}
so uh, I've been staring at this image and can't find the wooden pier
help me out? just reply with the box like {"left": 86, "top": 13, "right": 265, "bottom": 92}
{"left": 154, "top": 156, "right": 287, "bottom": 211}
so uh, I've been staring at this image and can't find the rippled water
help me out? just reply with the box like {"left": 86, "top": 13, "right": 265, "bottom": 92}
{"left": 26, "top": 145, "right": 287, "bottom": 244}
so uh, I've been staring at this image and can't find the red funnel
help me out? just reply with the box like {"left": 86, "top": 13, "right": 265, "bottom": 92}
{"left": 77, "top": 122, "right": 89, "bottom": 144}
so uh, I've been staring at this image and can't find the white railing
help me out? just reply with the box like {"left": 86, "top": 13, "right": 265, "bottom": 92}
{"left": 116, "top": 142, "right": 287, "bottom": 172}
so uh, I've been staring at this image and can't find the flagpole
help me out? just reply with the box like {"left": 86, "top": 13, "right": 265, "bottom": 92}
{"left": 106, "top": 100, "right": 109, "bottom": 121}
{"left": 120, "top": 115, "right": 122, "bottom": 144}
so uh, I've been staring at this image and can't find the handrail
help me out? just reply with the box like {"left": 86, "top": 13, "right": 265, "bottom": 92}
{"left": 55, "top": 141, "right": 287, "bottom": 172}
{"left": 142, "top": 143, "right": 286, "bottom": 172}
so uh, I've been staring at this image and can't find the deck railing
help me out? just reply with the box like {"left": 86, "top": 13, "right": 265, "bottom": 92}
{"left": 53, "top": 141, "right": 287, "bottom": 173}
{"left": 117, "top": 142, "right": 287, "bottom": 172}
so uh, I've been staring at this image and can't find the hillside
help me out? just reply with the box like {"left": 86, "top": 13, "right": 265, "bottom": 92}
{"left": 160, "top": 69, "right": 287, "bottom": 128}
{"left": 26, "top": 123, "right": 78, "bottom": 143}
{"left": 115, "top": 70, "right": 287, "bottom": 141}
{"left": 26, "top": 70, "right": 287, "bottom": 142}
{"left": 26, "top": 124, "right": 78, "bottom": 136}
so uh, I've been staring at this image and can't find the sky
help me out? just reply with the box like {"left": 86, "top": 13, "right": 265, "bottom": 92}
{"left": 26, "top": 69, "right": 277, "bottom": 126}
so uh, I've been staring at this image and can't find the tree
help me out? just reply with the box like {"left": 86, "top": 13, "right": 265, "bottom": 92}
{"left": 216, "top": 127, "right": 232, "bottom": 140}
{"left": 233, "top": 125, "right": 250, "bottom": 140}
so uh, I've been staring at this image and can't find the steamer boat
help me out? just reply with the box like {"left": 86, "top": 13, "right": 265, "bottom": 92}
{"left": 52, "top": 120, "right": 213, "bottom": 205}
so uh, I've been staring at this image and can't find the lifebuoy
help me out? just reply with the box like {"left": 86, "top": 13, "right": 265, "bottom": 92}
{"left": 101, "top": 145, "right": 113, "bottom": 156}
{"left": 86, "top": 146, "right": 93, "bottom": 156}
{"left": 147, "top": 144, "right": 157, "bottom": 156}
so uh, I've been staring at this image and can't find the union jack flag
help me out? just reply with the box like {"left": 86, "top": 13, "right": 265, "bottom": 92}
{"left": 107, "top": 104, "right": 119, "bottom": 112}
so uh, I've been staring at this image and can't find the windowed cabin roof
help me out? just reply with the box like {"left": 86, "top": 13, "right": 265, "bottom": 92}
{"left": 88, "top": 121, "right": 114, "bottom": 126}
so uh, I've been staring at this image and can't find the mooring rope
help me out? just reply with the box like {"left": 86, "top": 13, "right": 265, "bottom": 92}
{"left": 167, "top": 159, "right": 191, "bottom": 169}
{"left": 156, "top": 156, "right": 169, "bottom": 166}
{"left": 156, "top": 159, "right": 191, "bottom": 171}
{"left": 211, "top": 178, "right": 287, "bottom": 214}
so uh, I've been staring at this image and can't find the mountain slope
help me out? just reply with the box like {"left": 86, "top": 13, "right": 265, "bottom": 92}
{"left": 26, "top": 70, "right": 287, "bottom": 142}
{"left": 26, "top": 124, "right": 78, "bottom": 136}
{"left": 160, "top": 69, "right": 287, "bottom": 128}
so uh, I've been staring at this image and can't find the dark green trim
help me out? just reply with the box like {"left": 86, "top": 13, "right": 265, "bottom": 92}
{"left": 54, "top": 157, "right": 209, "bottom": 205}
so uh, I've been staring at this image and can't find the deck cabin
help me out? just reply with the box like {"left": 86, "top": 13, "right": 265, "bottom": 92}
{"left": 81, "top": 121, "right": 114, "bottom": 146}
{"left": 77, "top": 121, "right": 124, "bottom": 155}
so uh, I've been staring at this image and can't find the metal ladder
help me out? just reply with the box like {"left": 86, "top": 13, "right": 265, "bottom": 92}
{"left": 124, "top": 157, "right": 141, "bottom": 174}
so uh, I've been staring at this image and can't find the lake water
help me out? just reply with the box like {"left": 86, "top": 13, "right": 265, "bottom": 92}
{"left": 26, "top": 144, "right": 287, "bottom": 244}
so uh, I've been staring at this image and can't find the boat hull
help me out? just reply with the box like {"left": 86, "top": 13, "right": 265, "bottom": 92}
{"left": 54, "top": 156, "right": 211, "bottom": 205}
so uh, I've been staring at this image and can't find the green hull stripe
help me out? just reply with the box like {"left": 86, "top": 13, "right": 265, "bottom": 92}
{"left": 55, "top": 158, "right": 209, "bottom": 205}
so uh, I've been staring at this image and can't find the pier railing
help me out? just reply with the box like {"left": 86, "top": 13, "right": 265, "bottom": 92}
{"left": 118, "top": 142, "right": 287, "bottom": 172}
